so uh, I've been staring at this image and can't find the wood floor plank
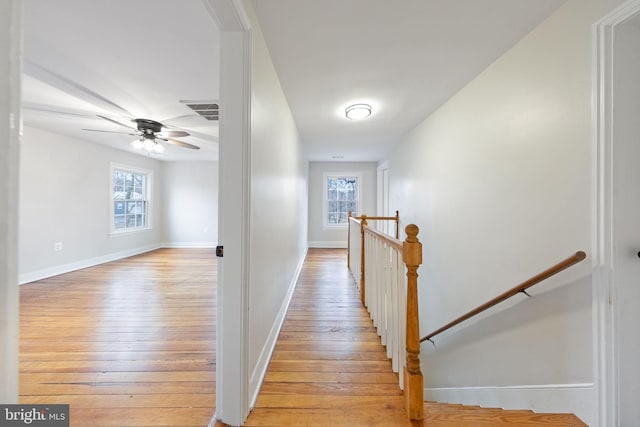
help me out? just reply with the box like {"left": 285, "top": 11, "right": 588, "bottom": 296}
{"left": 19, "top": 248, "right": 217, "bottom": 427}
{"left": 263, "top": 371, "right": 400, "bottom": 384}
{"left": 68, "top": 408, "right": 215, "bottom": 427}
{"left": 20, "top": 381, "right": 215, "bottom": 396}
{"left": 21, "top": 393, "right": 215, "bottom": 408}
{"left": 20, "top": 371, "right": 214, "bottom": 383}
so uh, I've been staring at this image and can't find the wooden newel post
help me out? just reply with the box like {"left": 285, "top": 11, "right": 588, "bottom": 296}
{"left": 359, "top": 215, "right": 368, "bottom": 306}
{"left": 402, "top": 224, "right": 424, "bottom": 420}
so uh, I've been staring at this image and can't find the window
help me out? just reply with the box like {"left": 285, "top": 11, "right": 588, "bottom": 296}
{"left": 110, "top": 164, "right": 152, "bottom": 233}
{"left": 323, "top": 173, "right": 360, "bottom": 227}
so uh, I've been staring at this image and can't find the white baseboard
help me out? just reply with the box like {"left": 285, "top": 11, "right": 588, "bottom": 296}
{"left": 18, "top": 243, "right": 218, "bottom": 285}
{"left": 19, "top": 243, "right": 162, "bottom": 285}
{"left": 308, "top": 240, "right": 347, "bottom": 248}
{"left": 425, "top": 383, "right": 596, "bottom": 426}
{"left": 248, "top": 247, "right": 308, "bottom": 409}
{"left": 161, "top": 241, "right": 217, "bottom": 249}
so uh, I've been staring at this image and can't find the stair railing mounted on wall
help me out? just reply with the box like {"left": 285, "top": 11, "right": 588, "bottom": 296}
{"left": 347, "top": 212, "right": 424, "bottom": 420}
{"left": 420, "top": 251, "right": 587, "bottom": 345}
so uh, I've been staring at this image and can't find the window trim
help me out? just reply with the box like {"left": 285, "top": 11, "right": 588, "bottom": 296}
{"left": 322, "top": 172, "right": 362, "bottom": 229}
{"left": 109, "top": 162, "right": 153, "bottom": 236}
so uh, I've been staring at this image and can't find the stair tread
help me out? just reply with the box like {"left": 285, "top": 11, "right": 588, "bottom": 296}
{"left": 422, "top": 402, "right": 587, "bottom": 426}
{"left": 425, "top": 402, "right": 533, "bottom": 413}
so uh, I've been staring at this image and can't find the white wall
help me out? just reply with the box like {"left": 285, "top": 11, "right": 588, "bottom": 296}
{"left": 19, "top": 127, "right": 164, "bottom": 283}
{"left": 19, "top": 126, "right": 219, "bottom": 284}
{"left": 162, "top": 161, "right": 218, "bottom": 247}
{"left": 308, "top": 161, "right": 377, "bottom": 248}
{"left": 385, "top": 0, "right": 623, "bottom": 424}
{"left": 245, "top": 0, "right": 309, "bottom": 409}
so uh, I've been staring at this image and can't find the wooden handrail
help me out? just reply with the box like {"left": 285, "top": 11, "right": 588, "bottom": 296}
{"left": 348, "top": 211, "right": 400, "bottom": 271}
{"left": 420, "top": 251, "right": 587, "bottom": 344}
{"left": 349, "top": 210, "right": 400, "bottom": 239}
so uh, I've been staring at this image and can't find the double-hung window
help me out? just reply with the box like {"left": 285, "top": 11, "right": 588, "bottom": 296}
{"left": 323, "top": 173, "right": 360, "bottom": 227}
{"left": 110, "top": 163, "right": 152, "bottom": 233}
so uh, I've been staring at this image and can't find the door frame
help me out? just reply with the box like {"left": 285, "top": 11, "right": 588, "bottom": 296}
{"left": 204, "top": 0, "right": 252, "bottom": 425}
{"left": 0, "top": 0, "right": 21, "bottom": 404}
{"left": 592, "top": 2, "right": 640, "bottom": 425}
{"left": 377, "top": 161, "right": 389, "bottom": 232}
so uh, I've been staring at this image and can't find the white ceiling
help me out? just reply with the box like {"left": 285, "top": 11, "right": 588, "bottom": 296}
{"left": 21, "top": 0, "right": 566, "bottom": 163}
{"left": 22, "top": 0, "right": 221, "bottom": 161}
{"left": 251, "top": 0, "right": 566, "bottom": 161}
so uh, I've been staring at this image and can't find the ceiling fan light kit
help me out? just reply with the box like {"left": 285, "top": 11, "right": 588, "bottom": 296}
{"left": 84, "top": 115, "right": 200, "bottom": 154}
{"left": 129, "top": 137, "right": 166, "bottom": 154}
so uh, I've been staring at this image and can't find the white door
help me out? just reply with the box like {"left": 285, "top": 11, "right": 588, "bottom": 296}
{"left": 612, "top": 14, "right": 640, "bottom": 426}
{"left": 377, "top": 162, "right": 390, "bottom": 235}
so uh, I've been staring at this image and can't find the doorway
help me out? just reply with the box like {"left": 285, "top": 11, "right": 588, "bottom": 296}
{"left": 611, "top": 12, "right": 640, "bottom": 425}
{"left": 594, "top": 2, "right": 640, "bottom": 425}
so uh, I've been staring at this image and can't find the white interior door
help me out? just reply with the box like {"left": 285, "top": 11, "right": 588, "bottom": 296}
{"left": 377, "top": 162, "right": 390, "bottom": 234}
{"left": 612, "top": 14, "right": 640, "bottom": 426}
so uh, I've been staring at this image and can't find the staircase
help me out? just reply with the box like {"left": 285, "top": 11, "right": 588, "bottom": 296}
{"left": 231, "top": 249, "right": 589, "bottom": 427}
{"left": 424, "top": 401, "right": 587, "bottom": 426}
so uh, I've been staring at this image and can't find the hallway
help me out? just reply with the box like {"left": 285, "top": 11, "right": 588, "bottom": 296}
{"left": 244, "top": 248, "right": 413, "bottom": 426}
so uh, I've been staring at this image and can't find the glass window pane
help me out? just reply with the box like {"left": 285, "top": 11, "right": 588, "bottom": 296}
{"left": 113, "top": 168, "right": 150, "bottom": 231}
{"left": 114, "top": 215, "right": 125, "bottom": 229}
{"left": 326, "top": 175, "right": 358, "bottom": 226}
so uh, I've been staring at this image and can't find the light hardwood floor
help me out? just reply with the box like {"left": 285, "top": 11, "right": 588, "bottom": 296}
{"left": 20, "top": 247, "right": 586, "bottom": 427}
{"left": 244, "top": 248, "right": 414, "bottom": 427}
{"left": 20, "top": 248, "right": 217, "bottom": 427}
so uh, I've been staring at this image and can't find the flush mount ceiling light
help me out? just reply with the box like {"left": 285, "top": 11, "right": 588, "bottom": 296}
{"left": 345, "top": 103, "right": 372, "bottom": 120}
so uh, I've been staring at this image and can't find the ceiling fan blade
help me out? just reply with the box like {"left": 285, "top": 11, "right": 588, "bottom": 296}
{"left": 82, "top": 128, "right": 138, "bottom": 136}
{"left": 163, "top": 138, "right": 200, "bottom": 150}
{"left": 160, "top": 130, "right": 190, "bottom": 138}
{"left": 161, "top": 114, "right": 201, "bottom": 124}
{"left": 97, "top": 115, "right": 137, "bottom": 130}
{"left": 23, "top": 102, "right": 98, "bottom": 119}
{"left": 24, "top": 60, "right": 134, "bottom": 118}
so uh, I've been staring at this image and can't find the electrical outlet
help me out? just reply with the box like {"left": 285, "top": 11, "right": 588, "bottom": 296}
{"left": 54, "top": 242, "right": 63, "bottom": 252}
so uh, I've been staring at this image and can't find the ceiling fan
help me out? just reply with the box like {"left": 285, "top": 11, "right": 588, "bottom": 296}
{"left": 82, "top": 115, "right": 200, "bottom": 154}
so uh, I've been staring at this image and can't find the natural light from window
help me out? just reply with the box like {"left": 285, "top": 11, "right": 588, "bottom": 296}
{"left": 110, "top": 163, "right": 152, "bottom": 234}
{"left": 324, "top": 173, "right": 360, "bottom": 228}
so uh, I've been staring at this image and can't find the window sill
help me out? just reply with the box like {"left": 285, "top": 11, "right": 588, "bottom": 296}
{"left": 322, "top": 224, "right": 348, "bottom": 231}
{"left": 109, "top": 227, "right": 152, "bottom": 237}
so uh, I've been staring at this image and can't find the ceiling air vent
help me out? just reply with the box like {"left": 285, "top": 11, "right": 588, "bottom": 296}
{"left": 182, "top": 101, "right": 219, "bottom": 121}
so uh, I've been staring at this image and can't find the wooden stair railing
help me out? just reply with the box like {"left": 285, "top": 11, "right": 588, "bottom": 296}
{"left": 347, "top": 211, "right": 399, "bottom": 304}
{"left": 420, "top": 251, "right": 587, "bottom": 344}
{"left": 347, "top": 214, "right": 424, "bottom": 420}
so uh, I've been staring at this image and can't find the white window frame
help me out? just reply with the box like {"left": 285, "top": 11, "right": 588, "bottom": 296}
{"left": 322, "top": 172, "right": 362, "bottom": 229}
{"left": 109, "top": 162, "right": 153, "bottom": 235}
